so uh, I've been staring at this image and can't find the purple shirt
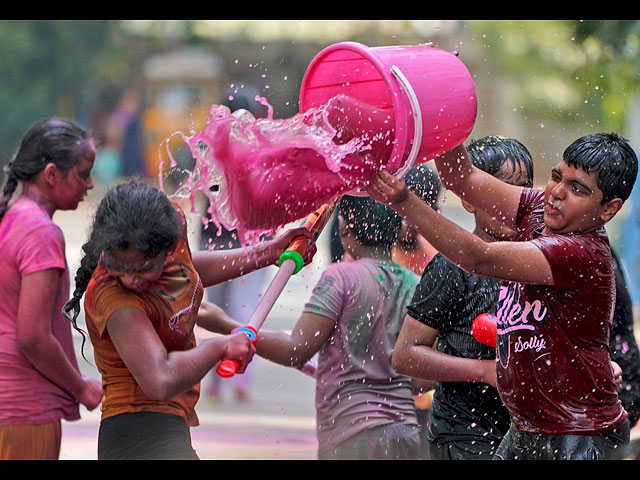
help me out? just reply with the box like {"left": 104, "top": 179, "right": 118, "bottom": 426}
{"left": 0, "top": 197, "right": 80, "bottom": 425}
{"left": 303, "top": 258, "right": 419, "bottom": 452}
{"left": 496, "top": 188, "right": 627, "bottom": 434}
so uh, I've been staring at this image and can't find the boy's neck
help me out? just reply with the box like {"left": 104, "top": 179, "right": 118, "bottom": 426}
{"left": 349, "top": 245, "right": 393, "bottom": 261}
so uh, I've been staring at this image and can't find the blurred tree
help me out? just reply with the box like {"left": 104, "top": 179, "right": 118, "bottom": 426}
{"left": 0, "top": 20, "right": 131, "bottom": 160}
{"left": 466, "top": 20, "right": 640, "bottom": 133}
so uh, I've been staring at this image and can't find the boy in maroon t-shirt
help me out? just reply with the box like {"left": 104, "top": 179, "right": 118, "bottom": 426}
{"left": 367, "top": 132, "right": 638, "bottom": 460}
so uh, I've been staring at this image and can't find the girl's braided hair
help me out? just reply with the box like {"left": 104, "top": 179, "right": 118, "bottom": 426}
{"left": 1, "top": 117, "right": 91, "bottom": 221}
{"left": 62, "top": 181, "right": 181, "bottom": 359}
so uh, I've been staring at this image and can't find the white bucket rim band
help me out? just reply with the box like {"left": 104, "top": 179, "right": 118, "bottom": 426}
{"left": 346, "top": 64, "right": 422, "bottom": 197}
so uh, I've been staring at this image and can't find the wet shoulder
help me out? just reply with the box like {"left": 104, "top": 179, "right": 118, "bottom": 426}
{"left": 0, "top": 197, "right": 63, "bottom": 246}
{"left": 515, "top": 188, "right": 545, "bottom": 241}
{"left": 419, "top": 253, "right": 465, "bottom": 284}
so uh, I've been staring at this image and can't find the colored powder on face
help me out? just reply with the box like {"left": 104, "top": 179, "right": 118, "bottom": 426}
{"left": 163, "top": 94, "right": 395, "bottom": 245}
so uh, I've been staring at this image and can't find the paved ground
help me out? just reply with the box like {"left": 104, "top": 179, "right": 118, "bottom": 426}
{"left": 59, "top": 352, "right": 319, "bottom": 460}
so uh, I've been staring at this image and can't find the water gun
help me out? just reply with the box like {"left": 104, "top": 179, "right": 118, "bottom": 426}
{"left": 216, "top": 202, "right": 336, "bottom": 378}
{"left": 471, "top": 313, "right": 497, "bottom": 348}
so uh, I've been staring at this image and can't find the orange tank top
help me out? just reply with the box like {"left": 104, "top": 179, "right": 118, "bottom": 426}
{"left": 84, "top": 202, "right": 204, "bottom": 426}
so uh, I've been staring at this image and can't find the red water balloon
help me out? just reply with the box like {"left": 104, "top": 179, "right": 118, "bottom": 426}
{"left": 471, "top": 313, "right": 497, "bottom": 348}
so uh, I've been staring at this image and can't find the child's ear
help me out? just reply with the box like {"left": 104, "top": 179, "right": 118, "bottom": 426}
{"left": 461, "top": 199, "right": 476, "bottom": 214}
{"left": 338, "top": 216, "right": 349, "bottom": 237}
{"left": 43, "top": 162, "right": 59, "bottom": 186}
{"left": 600, "top": 198, "right": 624, "bottom": 222}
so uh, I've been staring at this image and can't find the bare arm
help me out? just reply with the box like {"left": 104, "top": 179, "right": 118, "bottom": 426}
{"left": 392, "top": 315, "right": 497, "bottom": 387}
{"left": 434, "top": 144, "right": 524, "bottom": 230}
{"left": 411, "top": 377, "right": 437, "bottom": 395}
{"left": 197, "top": 301, "right": 334, "bottom": 369}
{"left": 367, "top": 170, "right": 554, "bottom": 285}
{"left": 192, "top": 227, "right": 314, "bottom": 288}
{"left": 17, "top": 269, "right": 102, "bottom": 410}
{"left": 107, "top": 307, "right": 255, "bottom": 401}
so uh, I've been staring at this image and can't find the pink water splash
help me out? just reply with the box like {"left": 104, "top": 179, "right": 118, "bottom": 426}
{"left": 165, "top": 94, "right": 395, "bottom": 245}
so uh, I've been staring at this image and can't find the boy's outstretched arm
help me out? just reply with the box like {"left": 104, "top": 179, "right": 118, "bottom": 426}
{"left": 435, "top": 144, "right": 524, "bottom": 230}
{"left": 367, "top": 170, "right": 554, "bottom": 285}
{"left": 198, "top": 301, "right": 334, "bottom": 368}
{"left": 393, "top": 315, "right": 497, "bottom": 387}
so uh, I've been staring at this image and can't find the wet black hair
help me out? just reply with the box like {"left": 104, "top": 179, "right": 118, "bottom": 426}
{"left": 466, "top": 136, "right": 534, "bottom": 187}
{"left": 338, "top": 195, "right": 402, "bottom": 249}
{"left": 403, "top": 164, "right": 441, "bottom": 210}
{"left": 62, "top": 181, "right": 180, "bottom": 359}
{"left": 562, "top": 132, "right": 638, "bottom": 203}
{"left": 222, "top": 83, "right": 268, "bottom": 117}
{"left": 1, "top": 117, "right": 91, "bottom": 221}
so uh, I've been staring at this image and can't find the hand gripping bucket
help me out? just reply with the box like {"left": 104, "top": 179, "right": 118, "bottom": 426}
{"left": 299, "top": 42, "right": 478, "bottom": 178}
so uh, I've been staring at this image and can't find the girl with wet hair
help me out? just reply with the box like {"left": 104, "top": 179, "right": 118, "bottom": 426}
{"left": 0, "top": 117, "right": 102, "bottom": 460}
{"left": 63, "top": 180, "right": 313, "bottom": 460}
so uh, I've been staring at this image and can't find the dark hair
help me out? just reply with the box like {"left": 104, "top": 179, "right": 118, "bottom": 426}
{"left": 338, "top": 195, "right": 402, "bottom": 248}
{"left": 403, "top": 164, "right": 441, "bottom": 210}
{"left": 222, "top": 83, "right": 268, "bottom": 117}
{"left": 1, "top": 117, "right": 91, "bottom": 221}
{"left": 466, "top": 136, "right": 534, "bottom": 187}
{"left": 62, "top": 181, "right": 180, "bottom": 358}
{"left": 563, "top": 132, "right": 638, "bottom": 203}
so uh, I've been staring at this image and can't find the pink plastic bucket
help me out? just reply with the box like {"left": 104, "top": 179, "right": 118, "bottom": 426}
{"left": 299, "top": 42, "right": 477, "bottom": 176}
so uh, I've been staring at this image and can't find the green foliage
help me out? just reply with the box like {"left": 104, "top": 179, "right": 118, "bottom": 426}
{"left": 0, "top": 20, "right": 130, "bottom": 160}
{"left": 466, "top": 20, "right": 640, "bottom": 133}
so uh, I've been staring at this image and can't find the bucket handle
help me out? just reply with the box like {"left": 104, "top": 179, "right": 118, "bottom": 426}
{"left": 347, "top": 64, "right": 422, "bottom": 197}
{"left": 389, "top": 64, "right": 423, "bottom": 180}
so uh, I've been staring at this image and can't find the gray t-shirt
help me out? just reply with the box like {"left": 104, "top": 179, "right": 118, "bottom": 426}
{"left": 303, "top": 258, "right": 419, "bottom": 452}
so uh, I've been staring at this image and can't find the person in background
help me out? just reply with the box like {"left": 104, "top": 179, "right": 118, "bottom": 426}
{"left": 0, "top": 118, "right": 103, "bottom": 460}
{"left": 392, "top": 136, "right": 534, "bottom": 459}
{"left": 610, "top": 248, "right": 640, "bottom": 428}
{"left": 199, "top": 194, "right": 422, "bottom": 459}
{"left": 200, "top": 83, "right": 270, "bottom": 404}
{"left": 391, "top": 163, "right": 441, "bottom": 277}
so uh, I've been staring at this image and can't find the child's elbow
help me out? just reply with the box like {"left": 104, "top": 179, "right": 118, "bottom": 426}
{"left": 139, "top": 384, "right": 170, "bottom": 402}
{"left": 136, "top": 375, "right": 175, "bottom": 402}
{"left": 17, "top": 329, "right": 47, "bottom": 359}
{"left": 283, "top": 351, "right": 309, "bottom": 370}
{"left": 391, "top": 348, "right": 409, "bottom": 376}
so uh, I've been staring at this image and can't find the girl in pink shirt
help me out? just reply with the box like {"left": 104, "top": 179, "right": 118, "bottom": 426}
{"left": 0, "top": 118, "right": 102, "bottom": 460}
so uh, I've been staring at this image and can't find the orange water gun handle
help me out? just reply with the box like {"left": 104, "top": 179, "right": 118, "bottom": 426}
{"left": 216, "top": 203, "right": 336, "bottom": 379}
{"left": 278, "top": 202, "right": 336, "bottom": 274}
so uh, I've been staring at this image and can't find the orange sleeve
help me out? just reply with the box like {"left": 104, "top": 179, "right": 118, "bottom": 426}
{"left": 85, "top": 270, "right": 150, "bottom": 338}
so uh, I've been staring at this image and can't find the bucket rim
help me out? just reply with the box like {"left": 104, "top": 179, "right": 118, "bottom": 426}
{"left": 298, "top": 41, "right": 411, "bottom": 174}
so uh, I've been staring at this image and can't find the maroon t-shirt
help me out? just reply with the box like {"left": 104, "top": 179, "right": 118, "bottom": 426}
{"left": 495, "top": 188, "right": 628, "bottom": 434}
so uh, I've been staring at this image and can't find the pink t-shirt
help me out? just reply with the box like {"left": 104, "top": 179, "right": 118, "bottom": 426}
{"left": 0, "top": 196, "right": 80, "bottom": 425}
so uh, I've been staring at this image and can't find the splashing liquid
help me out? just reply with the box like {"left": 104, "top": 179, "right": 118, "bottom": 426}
{"left": 164, "top": 94, "right": 395, "bottom": 244}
